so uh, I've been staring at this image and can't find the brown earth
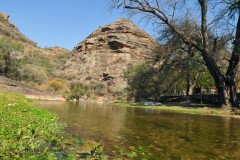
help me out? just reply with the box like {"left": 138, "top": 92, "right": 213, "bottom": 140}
{"left": 0, "top": 76, "right": 64, "bottom": 100}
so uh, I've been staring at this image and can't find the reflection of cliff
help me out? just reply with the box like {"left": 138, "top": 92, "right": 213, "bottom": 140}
{"left": 67, "top": 103, "right": 128, "bottom": 139}
{"left": 37, "top": 102, "right": 127, "bottom": 142}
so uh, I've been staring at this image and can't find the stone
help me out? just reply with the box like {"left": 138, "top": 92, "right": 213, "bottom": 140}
{"left": 63, "top": 18, "right": 159, "bottom": 99}
{"left": 0, "top": 12, "right": 9, "bottom": 21}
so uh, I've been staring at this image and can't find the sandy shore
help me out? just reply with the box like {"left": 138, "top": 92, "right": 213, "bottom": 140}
{"left": 25, "top": 94, "right": 65, "bottom": 101}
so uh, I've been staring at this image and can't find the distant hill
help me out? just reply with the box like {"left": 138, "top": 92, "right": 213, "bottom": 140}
{"left": 62, "top": 18, "right": 159, "bottom": 100}
{"left": 0, "top": 12, "right": 70, "bottom": 96}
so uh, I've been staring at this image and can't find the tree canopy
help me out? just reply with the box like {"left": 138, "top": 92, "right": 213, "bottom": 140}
{"left": 112, "top": 0, "right": 240, "bottom": 109}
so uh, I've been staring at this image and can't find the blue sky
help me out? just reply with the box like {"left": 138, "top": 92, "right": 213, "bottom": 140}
{"left": 0, "top": 0, "right": 156, "bottom": 50}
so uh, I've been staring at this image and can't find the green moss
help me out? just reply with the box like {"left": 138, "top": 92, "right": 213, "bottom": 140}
{"left": 113, "top": 102, "right": 226, "bottom": 116}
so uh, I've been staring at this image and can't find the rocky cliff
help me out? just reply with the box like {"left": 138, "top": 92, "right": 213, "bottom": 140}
{"left": 63, "top": 18, "right": 159, "bottom": 99}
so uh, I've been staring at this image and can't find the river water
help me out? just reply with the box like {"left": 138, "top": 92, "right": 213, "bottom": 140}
{"left": 35, "top": 101, "right": 240, "bottom": 159}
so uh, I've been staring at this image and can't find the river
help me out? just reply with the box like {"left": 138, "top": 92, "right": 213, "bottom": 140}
{"left": 34, "top": 101, "right": 240, "bottom": 159}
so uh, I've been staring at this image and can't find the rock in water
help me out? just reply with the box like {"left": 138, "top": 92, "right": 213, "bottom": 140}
{"left": 63, "top": 18, "right": 159, "bottom": 100}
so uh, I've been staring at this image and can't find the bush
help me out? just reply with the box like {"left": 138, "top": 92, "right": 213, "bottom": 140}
{"left": 67, "top": 82, "right": 92, "bottom": 101}
{"left": 48, "top": 79, "right": 65, "bottom": 91}
{"left": 0, "top": 36, "right": 23, "bottom": 80}
{"left": 89, "top": 81, "right": 108, "bottom": 96}
{"left": 20, "top": 64, "right": 48, "bottom": 84}
{"left": 125, "top": 63, "right": 161, "bottom": 101}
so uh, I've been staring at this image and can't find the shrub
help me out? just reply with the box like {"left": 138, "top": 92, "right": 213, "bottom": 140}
{"left": 0, "top": 36, "right": 23, "bottom": 80}
{"left": 20, "top": 64, "right": 48, "bottom": 84}
{"left": 125, "top": 63, "right": 161, "bottom": 101}
{"left": 67, "top": 82, "right": 92, "bottom": 101}
{"left": 48, "top": 79, "right": 65, "bottom": 91}
{"left": 89, "top": 81, "right": 108, "bottom": 96}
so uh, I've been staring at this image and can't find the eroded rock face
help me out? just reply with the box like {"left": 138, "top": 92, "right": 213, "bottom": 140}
{"left": 0, "top": 13, "right": 9, "bottom": 21}
{"left": 64, "top": 18, "right": 159, "bottom": 99}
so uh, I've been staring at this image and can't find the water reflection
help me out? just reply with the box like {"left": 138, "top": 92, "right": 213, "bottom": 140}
{"left": 34, "top": 101, "right": 240, "bottom": 159}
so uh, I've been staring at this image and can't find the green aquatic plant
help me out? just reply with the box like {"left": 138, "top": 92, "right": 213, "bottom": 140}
{"left": 0, "top": 91, "right": 67, "bottom": 159}
{"left": 112, "top": 145, "right": 149, "bottom": 160}
{"left": 0, "top": 91, "right": 111, "bottom": 159}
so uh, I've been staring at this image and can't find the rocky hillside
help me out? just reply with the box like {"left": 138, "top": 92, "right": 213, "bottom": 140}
{"left": 63, "top": 18, "right": 159, "bottom": 99}
{"left": 0, "top": 12, "right": 70, "bottom": 95}
{"left": 0, "top": 12, "right": 37, "bottom": 46}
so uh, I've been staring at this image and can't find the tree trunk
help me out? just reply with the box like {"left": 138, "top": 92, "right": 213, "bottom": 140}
{"left": 215, "top": 78, "right": 231, "bottom": 109}
{"left": 226, "top": 79, "right": 239, "bottom": 107}
{"left": 201, "top": 53, "right": 234, "bottom": 109}
{"left": 212, "top": 73, "right": 239, "bottom": 109}
{"left": 224, "top": 9, "right": 240, "bottom": 109}
{"left": 186, "top": 78, "right": 195, "bottom": 96}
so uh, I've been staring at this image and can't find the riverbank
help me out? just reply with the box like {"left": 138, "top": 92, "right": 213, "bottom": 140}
{"left": 114, "top": 102, "right": 240, "bottom": 117}
{"left": 0, "top": 76, "right": 65, "bottom": 101}
{"left": 25, "top": 94, "right": 65, "bottom": 101}
{"left": 0, "top": 91, "right": 105, "bottom": 159}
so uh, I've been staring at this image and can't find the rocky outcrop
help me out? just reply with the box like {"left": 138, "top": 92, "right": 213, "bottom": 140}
{"left": 0, "top": 13, "right": 9, "bottom": 21}
{"left": 63, "top": 18, "right": 159, "bottom": 99}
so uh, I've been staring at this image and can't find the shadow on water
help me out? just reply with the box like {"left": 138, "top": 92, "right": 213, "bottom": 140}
{"left": 34, "top": 101, "right": 240, "bottom": 159}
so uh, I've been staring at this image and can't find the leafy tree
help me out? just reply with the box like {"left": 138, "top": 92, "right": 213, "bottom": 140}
{"left": 125, "top": 63, "right": 160, "bottom": 101}
{"left": 0, "top": 37, "right": 23, "bottom": 80}
{"left": 112, "top": 0, "right": 240, "bottom": 109}
{"left": 125, "top": 51, "right": 214, "bottom": 101}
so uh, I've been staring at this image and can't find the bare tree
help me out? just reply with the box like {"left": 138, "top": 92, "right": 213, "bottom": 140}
{"left": 112, "top": 0, "right": 240, "bottom": 109}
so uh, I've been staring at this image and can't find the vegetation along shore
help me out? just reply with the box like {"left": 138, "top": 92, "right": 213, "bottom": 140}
{"left": 0, "top": 91, "right": 108, "bottom": 159}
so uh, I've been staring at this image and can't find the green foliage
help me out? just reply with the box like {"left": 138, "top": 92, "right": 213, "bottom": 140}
{"left": 125, "top": 53, "right": 215, "bottom": 101}
{"left": 114, "top": 102, "right": 222, "bottom": 115}
{"left": 197, "top": 71, "right": 215, "bottom": 89}
{"left": 0, "top": 36, "right": 23, "bottom": 80}
{"left": 20, "top": 64, "right": 48, "bottom": 84}
{"left": 0, "top": 91, "right": 66, "bottom": 159}
{"left": 0, "top": 91, "right": 111, "bottom": 159}
{"left": 112, "top": 145, "right": 149, "bottom": 160}
{"left": 20, "top": 51, "right": 69, "bottom": 88}
{"left": 125, "top": 63, "right": 160, "bottom": 101}
{"left": 48, "top": 79, "right": 65, "bottom": 92}
{"left": 67, "top": 81, "right": 114, "bottom": 100}
{"left": 67, "top": 82, "right": 92, "bottom": 100}
{"left": 21, "top": 51, "right": 53, "bottom": 74}
{"left": 90, "top": 142, "right": 105, "bottom": 159}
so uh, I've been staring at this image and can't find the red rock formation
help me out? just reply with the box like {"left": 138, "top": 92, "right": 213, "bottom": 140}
{"left": 63, "top": 18, "right": 159, "bottom": 99}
